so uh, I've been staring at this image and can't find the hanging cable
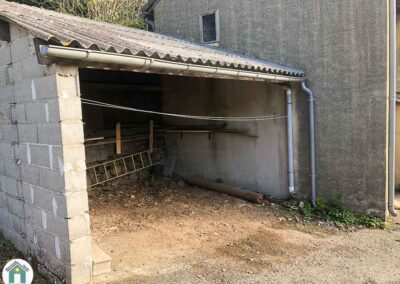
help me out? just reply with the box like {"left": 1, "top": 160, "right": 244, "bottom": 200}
{"left": 81, "top": 98, "right": 288, "bottom": 122}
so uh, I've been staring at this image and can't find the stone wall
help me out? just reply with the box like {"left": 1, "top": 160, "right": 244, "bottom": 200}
{"left": 0, "top": 23, "right": 91, "bottom": 283}
{"left": 154, "top": 0, "right": 388, "bottom": 216}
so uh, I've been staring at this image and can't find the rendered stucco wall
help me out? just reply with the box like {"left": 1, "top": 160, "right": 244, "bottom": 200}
{"left": 0, "top": 23, "right": 91, "bottom": 283}
{"left": 396, "top": 104, "right": 400, "bottom": 189}
{"left": 154, "top": 0, "right": 388, "bottom": 216}
{"left": 162, "top": 76, "right": 289, "bottom": 197}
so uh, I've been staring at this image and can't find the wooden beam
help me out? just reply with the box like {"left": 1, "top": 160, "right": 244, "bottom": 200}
{"left": 149, "top": 120, "right": 154, "bottom": 153}
{"left": 116, "top": 122, "right": 121, "bottom": 154}
{"left": 81, "top": 83, "right": 162, "bottom": 92}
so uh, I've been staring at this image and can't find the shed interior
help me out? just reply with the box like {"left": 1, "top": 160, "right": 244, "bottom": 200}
{"left": 78, "top": 67, "right": 289, "bottom": 279}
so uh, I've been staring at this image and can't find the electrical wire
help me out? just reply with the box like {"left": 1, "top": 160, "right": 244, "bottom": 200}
{"left": 81, "top": 98, "right": 288, "bottom": 122}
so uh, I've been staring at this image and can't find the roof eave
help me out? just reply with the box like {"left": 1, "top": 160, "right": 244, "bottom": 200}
{"left": 40, "top": 45, "right": 305, "bottom": 83}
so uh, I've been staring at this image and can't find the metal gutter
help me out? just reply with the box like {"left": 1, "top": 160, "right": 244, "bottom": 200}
{"left": 39, "top": 45, "right": 304, "bottom": 83}
{"left": 388, "top": 0, "right": 397, "bottom": 216}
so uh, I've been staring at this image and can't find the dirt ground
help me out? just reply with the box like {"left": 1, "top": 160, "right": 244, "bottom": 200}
{"left": 89, "top": 176, "right": 400, "bottom": 284}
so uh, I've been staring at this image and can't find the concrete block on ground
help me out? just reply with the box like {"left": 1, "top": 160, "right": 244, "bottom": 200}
{"left": 92, "top": 242, "right": 112, "bottom": 276}
{"left": 69, "top": 236, "right": 92, "bottom": 265}
{"left": 69, "top": 262, "right": 92, "bottom": 284}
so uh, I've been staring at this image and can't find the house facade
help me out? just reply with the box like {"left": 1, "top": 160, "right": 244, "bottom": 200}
{"left": 147, "top": 0, "right": 394, "bottom": 217}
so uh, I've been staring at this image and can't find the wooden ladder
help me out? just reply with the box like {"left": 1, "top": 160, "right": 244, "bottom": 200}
{"left": 87, "top": 149, "right": 162, "bottom": 187}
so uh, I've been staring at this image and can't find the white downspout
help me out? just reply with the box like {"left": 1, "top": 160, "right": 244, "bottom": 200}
{"left": 284, "top": 86, "right": 295, "bottom": 195}
{"left": 301, "top": 82, "right": 317, "bottom": 208}
{"left": 389, "top": 0, "right": 397, "bottom": 216}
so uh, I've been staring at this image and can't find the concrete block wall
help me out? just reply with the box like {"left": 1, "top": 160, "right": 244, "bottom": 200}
{"left": 0, "top": 23, "right": 91, "bottom": 283}
{"left": 162, "top": 76, "right": 289, "bottom": 198}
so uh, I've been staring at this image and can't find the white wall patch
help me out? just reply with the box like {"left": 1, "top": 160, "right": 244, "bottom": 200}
{"left": 31, "top": 80, "right": 37, "bottom": 100}
{"left": 52, "top": 197, "right": 58, "bottom": 217}
{"left": 41, "top": 210, "right": 47, "bottom": 230}
{"left": 45, "top": 103, "right": 49, "bottom": 122}
{"left": 49, "top": 145, "right": 53, "bottom": 169}
{"left": 58, "top": 157, "right": 64, "bottom": 176}
{"left": 30, "top": 184, "right": 34, "bottom": 204}
{"left": 55, "top": 236, "right": 61, "bottom": 259}
{"left": 27, "top": 144, "right": 31, "bottom": 164}
{"left": 61, "top": 91, "right": 69, "bottom": 98}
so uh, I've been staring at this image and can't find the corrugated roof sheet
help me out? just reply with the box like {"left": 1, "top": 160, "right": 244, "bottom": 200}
{"left": 0, "top": 0, "right": 304, "bottom": 77}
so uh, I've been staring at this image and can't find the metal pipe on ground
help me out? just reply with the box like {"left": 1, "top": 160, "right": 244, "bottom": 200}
{"left": 185, "top": 177, "right": 264, "bottom": 204}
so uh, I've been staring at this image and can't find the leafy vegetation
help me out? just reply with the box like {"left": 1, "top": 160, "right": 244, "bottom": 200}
{"left": 301, "top": 197, "right": 388, "bottom": 229}
{"left": 10, "top": 0, "right": 147, "bottom": 28}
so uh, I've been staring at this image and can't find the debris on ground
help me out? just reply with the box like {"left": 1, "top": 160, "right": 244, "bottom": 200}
{"left": 89, "top": 175, "right": 399, "bottom": 284}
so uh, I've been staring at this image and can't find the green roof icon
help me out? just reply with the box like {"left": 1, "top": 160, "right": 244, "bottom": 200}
{"left": 5, "top": 261, "right": 29, "bottom": 284}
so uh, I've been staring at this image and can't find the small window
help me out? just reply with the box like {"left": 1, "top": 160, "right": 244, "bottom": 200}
{"left": 0, "top": 20, "right": 10, "bottom": 42}
{"left": 200, "top": 10, "right": 220, "bottom": 44}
